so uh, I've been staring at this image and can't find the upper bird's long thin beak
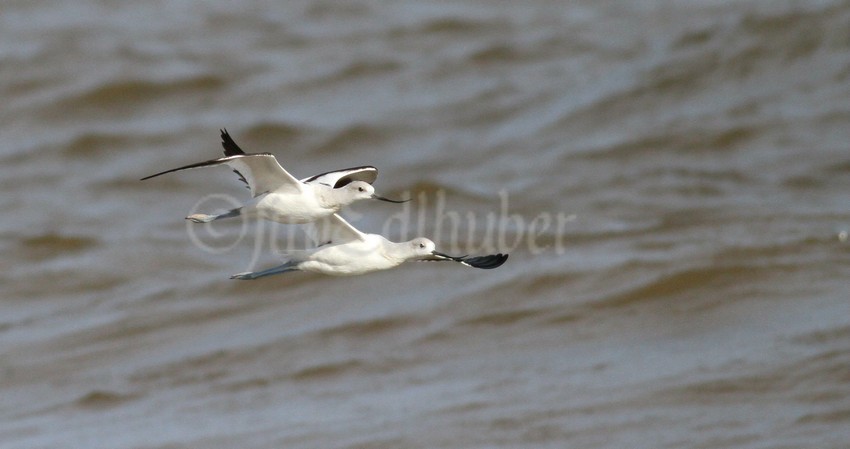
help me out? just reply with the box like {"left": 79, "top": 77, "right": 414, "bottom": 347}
{"left": 372, "top": 194, "right": 410, "bottom": 203}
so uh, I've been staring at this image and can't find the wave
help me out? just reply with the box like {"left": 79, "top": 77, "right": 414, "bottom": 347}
{"left": 388, "top": 16, "right": 513, "bottom": 38}
{"left": 456, "top": 308, "right": 544, "bottom": 327}
{"left": 61, "top": 131, "right": 172, "bottom": 159}
{"left": 791, "top": 324, "right": 850, "bottom": 346}
{"left": 286, "top": 59, "right": 403, "bottom": 92}
{"left": 783, "top": 151, "right": 850, "bottom": 189}
{"left": 660, "top": 2, "right": 850, "bottom": 87}
{"left": 289, "top": 358, "right": 367, "bottom": 381}
{"left": 17, "top": 232, "right": 99, "bottom": 262}
{"left": 654, "top": 348, "right": 850, "bottom": 405}
{"left": 310, "top": 123, "right": 391, "bottom": 155}
{"left": 240, "top": 122, "right": 315, "bottom": 147}
{"left": 586, "top": 262, "right": 779, "bottom": 310}
{"left": 73, "top": 390, "right": 140, "bottom": 410}
{"left": 538, "top": 3, "right": 850, "bottom": 165}
{"left": 316, "top": 315, "right": 423, "bottom": 339}
{"left": 49, "top": 74, "right": 225, "bottom": 119}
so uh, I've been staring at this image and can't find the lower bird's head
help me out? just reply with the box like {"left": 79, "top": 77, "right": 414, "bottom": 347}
{"left": 409, "top": 237, "right": 437, "bottom": 257}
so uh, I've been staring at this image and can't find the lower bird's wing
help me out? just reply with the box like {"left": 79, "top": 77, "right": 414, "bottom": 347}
{"left": 305, "top": 213, "right": 367, "bottom": 247}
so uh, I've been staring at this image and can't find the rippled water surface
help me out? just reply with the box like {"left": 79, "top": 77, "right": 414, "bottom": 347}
{"left": 3, "top": 1, "right": 850, "bottom": 448}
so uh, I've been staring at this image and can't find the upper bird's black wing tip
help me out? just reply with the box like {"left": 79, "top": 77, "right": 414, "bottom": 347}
{"left": 220, "top": 128, "right": 246, "bottom": 156}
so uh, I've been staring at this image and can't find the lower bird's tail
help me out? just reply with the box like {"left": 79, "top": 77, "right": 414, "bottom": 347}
{"left": 230, "top": 260, "right": 299, "bottom": 280}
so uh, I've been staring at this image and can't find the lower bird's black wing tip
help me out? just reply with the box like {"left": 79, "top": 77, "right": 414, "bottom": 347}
{"left": 427, "top": 252, "right": 508, "bottom": 269}
{"left": 460, "top": 253, "right": 508, "bottom": 269}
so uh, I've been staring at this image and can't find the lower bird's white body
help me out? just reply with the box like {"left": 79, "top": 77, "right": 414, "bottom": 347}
{"left": 230, "top": 214, "right": 508, "bottom": 279}
{"left": 291, "top": 234, "right": 404, "bottom": 276}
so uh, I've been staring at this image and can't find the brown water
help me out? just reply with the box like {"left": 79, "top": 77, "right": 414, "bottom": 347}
{"left": 3, "top": 1, "right": 850, "bottom": 448}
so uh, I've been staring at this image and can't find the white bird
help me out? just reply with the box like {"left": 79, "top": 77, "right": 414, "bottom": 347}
{"left": 141, "top": 129, "right": 407, "bottom": 224}
{"left": 230, "top": 213, "right": 508, "bottom": 279}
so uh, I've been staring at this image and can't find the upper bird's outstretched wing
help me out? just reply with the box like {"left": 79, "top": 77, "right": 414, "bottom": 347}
{"left": 222, "top": 154, "right": 303, "bottom": 197}
{"left": 141, "top": 130, "right": 304, "bottom": 197}
{"left": 305, "top": 213, "right": 367, "bottom": 247}
{"left": 419, "top": 252, "right": 509, "bottom": 269}
{"left": 301, "top": 166, "right": 378, "bottom": 188}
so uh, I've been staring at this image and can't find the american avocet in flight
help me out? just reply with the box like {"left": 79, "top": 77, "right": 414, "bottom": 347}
{"left": 230, "top": 213, "right": 508, "bottom": 279}
{"left": 141, "top": 129, "right": 407, "bottom": 224}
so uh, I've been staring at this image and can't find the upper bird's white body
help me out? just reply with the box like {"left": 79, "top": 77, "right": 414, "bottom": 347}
{"left": 237, "top": 180, "right": 370, "bottom": 224}
{"left": 141, "top": 130, "right": 405, "bottom": 224}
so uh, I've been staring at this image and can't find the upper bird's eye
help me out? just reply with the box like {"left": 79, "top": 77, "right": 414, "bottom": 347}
{"left": 358, "top": 187, "right": 365, "bottom": 192}
{"left": 419, "top": 243, "right": 425, "bottom": 248}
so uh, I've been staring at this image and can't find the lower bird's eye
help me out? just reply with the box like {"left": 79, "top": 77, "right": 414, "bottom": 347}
{"left": 419, "top": 243, "right": 425, "bottom": 248}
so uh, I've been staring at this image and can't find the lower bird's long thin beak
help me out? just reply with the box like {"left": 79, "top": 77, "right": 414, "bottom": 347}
{"left": 431, "top": 251, "right": 508, "bottom": 269}
{"left": 432, "top": 251, "right": 467, "bottom": 261}
{"left": 372, "top": 194, "right": 410, "bottom": 203}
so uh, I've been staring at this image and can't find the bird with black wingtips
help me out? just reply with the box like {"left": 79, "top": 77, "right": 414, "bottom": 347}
{"left": 230, "top": 213, "right": 508, "bottom": 279}
{"left": 141, "top": 129, "right": 407, "bottom": 224}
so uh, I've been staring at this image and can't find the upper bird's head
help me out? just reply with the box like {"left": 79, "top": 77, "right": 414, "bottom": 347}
{"left": 340, "top": 181, "right": 409, "bottom": 205}
{"left": 344, "top": 181, "right": 376, "bottom": 202}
